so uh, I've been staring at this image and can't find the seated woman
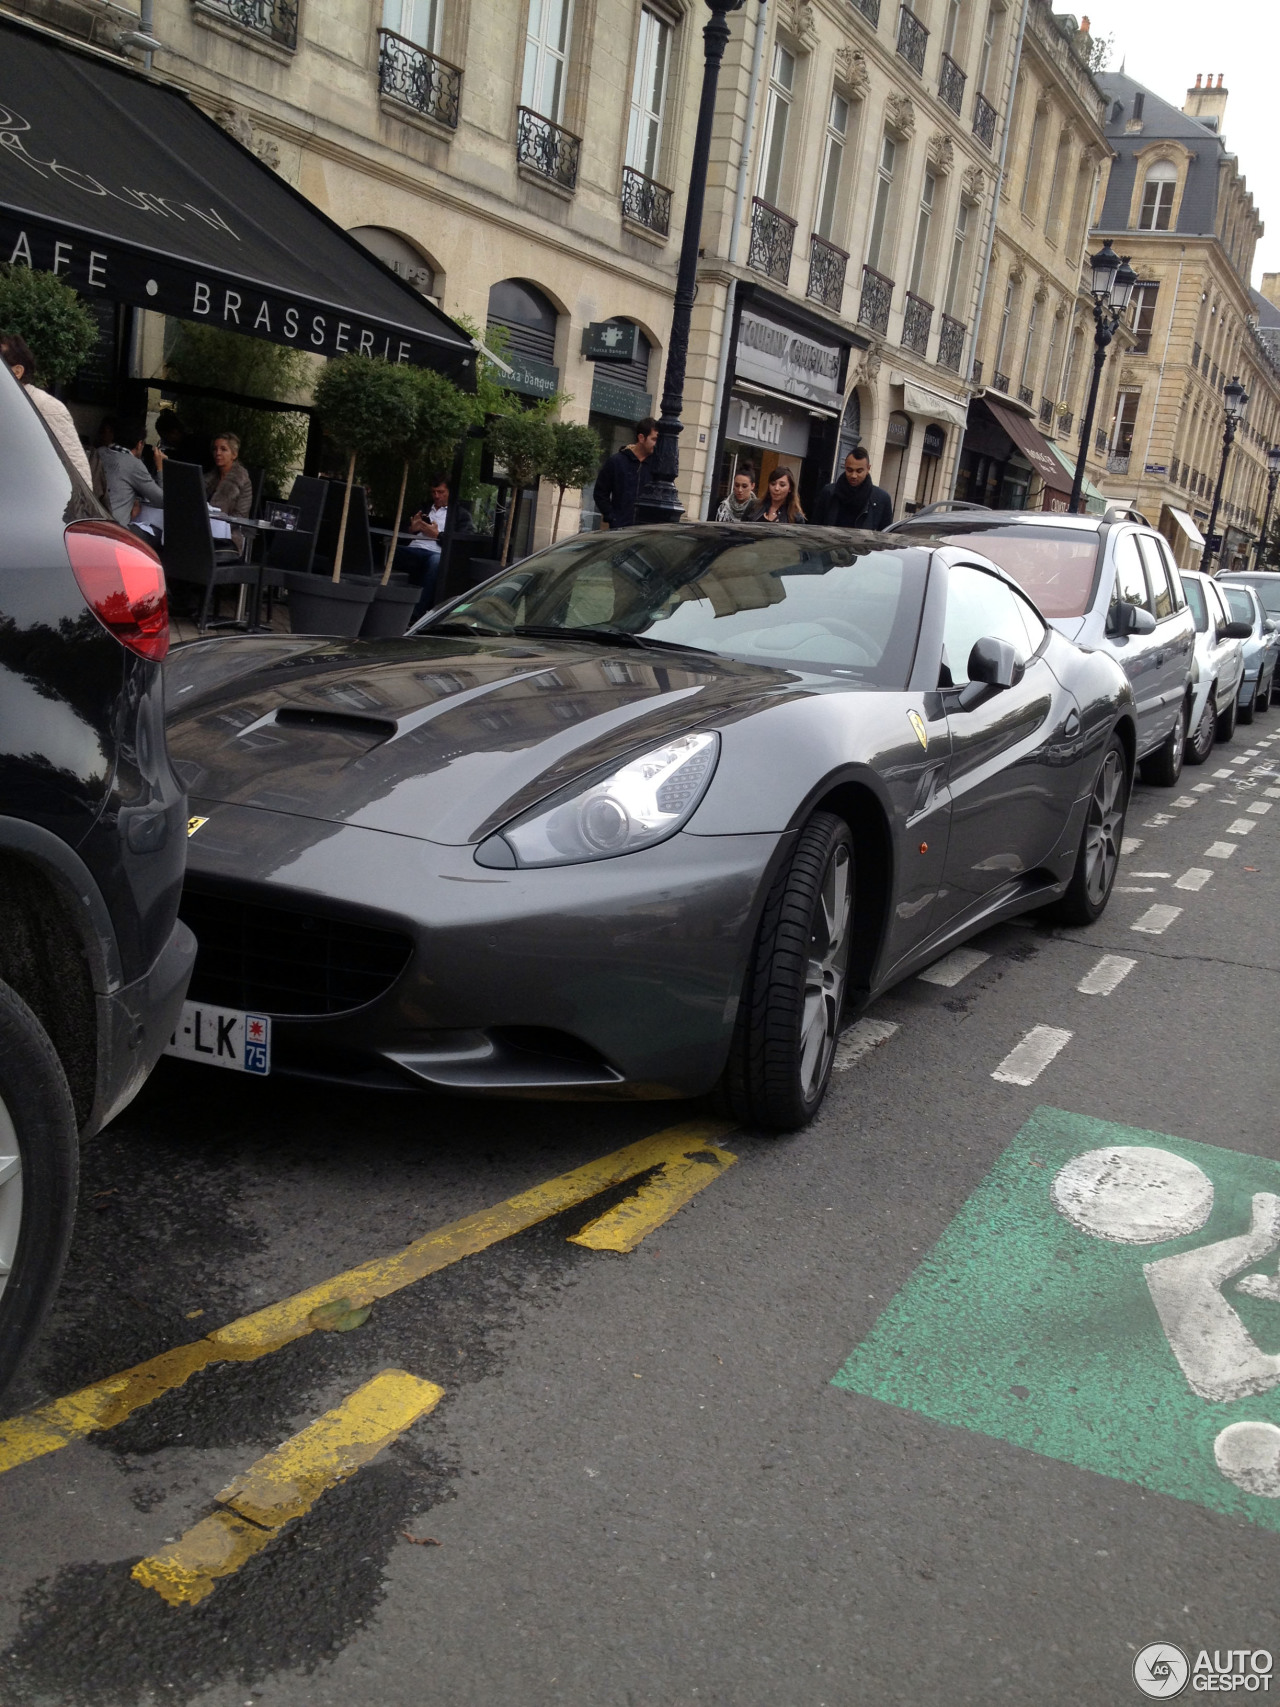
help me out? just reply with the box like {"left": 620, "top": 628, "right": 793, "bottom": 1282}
{"left": 205, "top": 432, "right": 253, "bottom": 554}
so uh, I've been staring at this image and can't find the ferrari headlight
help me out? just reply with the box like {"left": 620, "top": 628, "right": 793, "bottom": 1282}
{"left": 477, "top": 731, "right": 720, "bottom": 868}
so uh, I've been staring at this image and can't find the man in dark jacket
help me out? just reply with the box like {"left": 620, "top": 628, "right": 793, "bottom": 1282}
{"left": 812, "top": 447, "right": 894, "bottom": 530}
{"left": 593, "top": 417, "right": 659, "bottom": 528}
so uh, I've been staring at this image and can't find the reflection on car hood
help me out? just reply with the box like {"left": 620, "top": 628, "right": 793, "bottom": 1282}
{"left": 165, "top": 632, "right": 802, "bottom": 844}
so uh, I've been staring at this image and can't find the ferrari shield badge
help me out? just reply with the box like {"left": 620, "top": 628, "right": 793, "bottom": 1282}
{"left": 187, "top": 816, "right": 208, "bottom": 837}
{"left": 907, "top": 710, "right": 928, "bottom": 751}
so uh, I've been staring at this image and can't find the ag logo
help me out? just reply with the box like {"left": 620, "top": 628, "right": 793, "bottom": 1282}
{"left": 906, "top": 709, "right": 928, "bottom": 750}
{"left": 1133, "top": 1643, "right": 1189, "bottom": 1698}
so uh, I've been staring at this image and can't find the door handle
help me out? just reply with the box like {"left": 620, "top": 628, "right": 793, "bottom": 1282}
{"left": 1064, "top": 709, "right": 1081, "bottom": 738}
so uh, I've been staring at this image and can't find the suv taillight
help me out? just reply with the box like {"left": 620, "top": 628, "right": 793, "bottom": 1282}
{"left": 64, "top": 521, "right": 169, "bottom": 662}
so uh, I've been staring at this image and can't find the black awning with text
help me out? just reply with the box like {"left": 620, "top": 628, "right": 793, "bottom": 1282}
{"left": 0, "top": 17, "right": 474, "bottom": 380}
{"left": 983, "top": 396, "right": 1071, "bottom": 494}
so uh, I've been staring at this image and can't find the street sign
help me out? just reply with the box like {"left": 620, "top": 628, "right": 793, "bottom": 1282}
{"left": 582, "top": 320, "right": 638, "bottom": 362}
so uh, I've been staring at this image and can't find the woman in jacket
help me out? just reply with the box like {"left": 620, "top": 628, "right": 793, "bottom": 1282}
{"left": 205, "top": 432, "right": 253, "bottom": 554}
{"left": 748, "top": 466, "right": 805, "bottom": 524}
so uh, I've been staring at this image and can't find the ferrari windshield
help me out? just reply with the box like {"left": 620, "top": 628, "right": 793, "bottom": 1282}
{"left": 421, "top": 531, "right": 927, "bottom": 685}
{"left": 927, "top": 524, "right": 1101, "bottom": 618}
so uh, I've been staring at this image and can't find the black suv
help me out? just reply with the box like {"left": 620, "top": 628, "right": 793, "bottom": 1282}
{"left": 0, "top": 363, "right": 193, "bottom": 1399}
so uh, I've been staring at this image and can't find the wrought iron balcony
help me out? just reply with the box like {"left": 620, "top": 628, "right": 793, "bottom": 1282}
{"left": 850, "top": 0, "right": 881, "bottom": 26}
{"left": 896, "top": 4, "right": 928, "bottom": 72}
{"left": 807, "top": 234, "right": 848, "bottom": 311}
{"left": 970, "top": 357, "right": 983, "bottom": 385}
{"left": 1095, "top": 427, "right": 1108, "bottom": 452}
{"left": 992, "top": 370, "right": 1010, "bottom": 393}
{"left": 516, "top": 106, "right": 581, "bottom": 191}
{"left": 902, "top": 292, "right": 933, "bottom": 356}
{"left": 1018, "top": 384, "right": 1034, "bottom": 407}
{"left": 378, "top": 30, "right": 461, "bottom": 128}
{"left": 1057, "top": 409, "right": 1072, "bottom": 436}
{"left": 749, "top": 198, "right": 796, "bottom": 285}
{"left": 200, "top": 0, "right": 296, "bottom": 47}
{"left": 1107, "top": 452, "right": 1130, "bottom": 475}
{"left": 1039, "top": 396, "right": 1054, "bottom": 429}
{"left": 621, "top": 166, "right": 672, "bottom": 237}
{"left": 938, "top": 52, "right": 966, "bottom": 114}
{"left": 972, "top": 91, "right": 997, "bottom": 149}
{"left": 858, "top": 265, "right": 894, "bottom": 336}
{"left": 937, "top": 314, "right": 965, "bottom": 372}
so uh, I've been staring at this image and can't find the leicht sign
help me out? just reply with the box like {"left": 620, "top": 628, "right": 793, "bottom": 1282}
{"left": 734, "top": 311, "right": 842, "bottom": 406}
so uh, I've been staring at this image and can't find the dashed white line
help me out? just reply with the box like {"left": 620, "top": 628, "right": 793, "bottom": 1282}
{"left": 1174, "top": 867, "right": 1213, "bottom": 891}
{"left": 1142, "top": 814, "right": 1175, "bottom": 828}
{"left": 1266, "top": 787, "right": 1280, "bottom": 800}
{"left": 1116, "top": 886, "right": 1157, "bottom": 893}
{"left": 1248, "top": 800, "right": 1272, "bottom": 815}
{"left": 917, "top": 947, "right": 991, "bottom": 987}
{"left": 1077, "top": 955, "right": 1137, "bottom": 996}
{"left": 1231, "top": 756, "right": 1249, "bottom": 765}
{"left": 992, "top": 1026, "right": 1073, "bottom": 1086}
{"left": 1132, "top": 904, "right": 1183, "bottom": 934}
{"left": 1129, "top": 871, "right": 1171, "bottom": 878}
{"left": 1172, "top": 795, "right": 1197, "bottom": 808}
{"left": 833, "top": 1018, "right": 900, "bottom": 1071}
{"left": 1204, "top": 842, "right": 1238, "bottom": 859}
{"left": 1121, "top": 836, "right": 1143, "bottom": 855}
{"left": 1227, "top": 818, "right": 1257, "bottom": 835}
{"left": 1192, "top": 783, "right": 1216, "bottom": 793}
{"left": 1214, "top": 768, "right": 1236, "bottom": 778}
{"left": 1246, "top": 748, "right": 1261, "bottom": 757}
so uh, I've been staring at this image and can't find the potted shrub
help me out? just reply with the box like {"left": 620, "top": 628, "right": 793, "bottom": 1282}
{"left": 488, "top": 411, "right": 555, "bottom": 565}
{"left": 288, "top": 356, "right": 419, "bottom": 636}
{"left": 544, "top": 420, "right": 603, "bottom": 541}
{"left": 0, "top": 265, "right": 97, "bottom": 388}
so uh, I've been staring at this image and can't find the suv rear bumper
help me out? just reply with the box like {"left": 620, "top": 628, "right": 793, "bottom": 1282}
{"left": 90, "top": 919, "right": 196, "bottom": 1134}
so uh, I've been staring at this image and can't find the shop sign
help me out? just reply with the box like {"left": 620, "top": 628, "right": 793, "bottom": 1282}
{"left": 502, "top": 354, "right": 560, "bottom": 399}
{"left": 885, "top": 412, "right": 912, "bottom": 448}
{"left": 590, "top": 371, "right": 652, "bottom": 422}
{"left": 582, "top": 320, "right": 638, "bottom": 362}
{"left": 922, "top": 423, "right": 946, "bottom": 458}
{"left": 734, "top": 311, "right": 842, "bottom": 406}
{"left": 729, "top": 394, "right": 811, "bottom": 456}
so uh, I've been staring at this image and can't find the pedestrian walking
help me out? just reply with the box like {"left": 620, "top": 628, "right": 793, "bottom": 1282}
{"left": 716, "top": 464, "right": 757, "bottom": 521}
{"left": 592, "top": 417, "right": 659, "bottom": 529}
{"left": 0, "top": 332, "right": 93, "bottom": 485}
{"left": 748, "top": 466, "right": 805, "bottom": 524}
{"left": 811, "top": 447, "right": 894, "bottom": 530}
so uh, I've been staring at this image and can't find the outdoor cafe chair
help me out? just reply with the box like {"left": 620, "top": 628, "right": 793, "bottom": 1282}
{"left": 160, "top": 458, "right": 259, "bottom": 632}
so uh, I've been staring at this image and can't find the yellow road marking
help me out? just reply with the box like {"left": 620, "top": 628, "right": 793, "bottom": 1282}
{"left": 568, "top": 1143, "right": 736, "bottom": 1252}
{"left": 0, "top": 1120, "right": 735, "bottom": 1476}
{"left": 133, "top": 1369, "right": 442, "bottom": 1605}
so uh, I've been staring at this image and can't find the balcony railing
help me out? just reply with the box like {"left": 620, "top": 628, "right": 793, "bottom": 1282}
{"left": 938, "top": 52, "right": 966, "bottom": 114}
{"left": 1107, "top": 452, "right": 1131, "bottom": 474}
{"left": 807, "top": 234, "right": 848, "bottom": 311}
{"left": 748, "top": 198, "right": 796, "bottom": 284}
{"left": 377, "top": 30, "right": 461, "bottom": 128}
{"left": 850, "top": 0, "right": 881, "bottom": 25}
{"left": 516, "top": 106, "right": 581, "bottom": 191}
{"left": 621, "top": 165, "right": 672, "bottom": 237}
{"left": 970, "top": 357, "right": 983, "bottom": 384}
{"left": 937, "top": 314, "right": 965, "bottom": 372}
{"left": 992, "top": 370, "right": 1010, "bottom": 393}
{"left": 1058, "top": 409, "right": 1072, "bottom": 435}
{"left": 200, "top": 0, "right": 296, "bottom": 47}
{"left": 902, "top": 292, "right": 933, "bottom": 355}
{"left": 1039, "top": 396, "right": 1054, "bottom": 429}
{"left": 896, "top": 4, "right": 928, "bottom": 72}
{"left": 858, "top": 265, "right": 894, "bottom": 335}
{"left": 972, "top": 91, "right": 997, "bottom": 149}
{"left": 1018, "top": 383, "right": 1034, "bottom": 407}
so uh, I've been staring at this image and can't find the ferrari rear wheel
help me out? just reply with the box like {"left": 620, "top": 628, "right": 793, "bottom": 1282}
{"left": 724, "top": 812, "right": 854, "bottom": 1134}
{"left": 1049, "top": 734, "right": 1129, "bottom": 927}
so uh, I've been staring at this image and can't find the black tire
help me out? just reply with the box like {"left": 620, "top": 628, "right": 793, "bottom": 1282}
{"left": 1239, "top": 679, "right": 1256, "bottom": 725}
{"left": 1140, "top": 699, "right": 1188, "bottom": 786}
{"left": 1049, "top": 734, "right": 1130, "bottom": 926}
{"left": 723, "top": 812, "right": 854, "bottom": 1133}
{"left": 0, "top": 980, "right": 78, "bottom": 1406}
{"left": 1216, "top": 690, "right": 1238, "bottom": 743}
{"left": 1256, "top": 672, "right": 1271, "bottom": 717}
{"left": 1185, "top": 692, "right": 1216, "bottom": 765}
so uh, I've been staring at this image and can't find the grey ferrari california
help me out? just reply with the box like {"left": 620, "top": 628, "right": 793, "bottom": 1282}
{"left": 166, "top": 524, "right": 1135, "bottom": 1130}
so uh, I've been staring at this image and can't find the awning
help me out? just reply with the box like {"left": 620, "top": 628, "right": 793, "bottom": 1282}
{"left": 1162, "top": 506, "right": 1206, "bottom": 548}
{"left": 897, "top": 378, "right": 969, "bottom": 432}
{"left": 0, "top": 17, "right": 475, "bottom": 379}
{"left": 984, "top": 396, "right": 1071, "bottom": 493}
{"left": 1046, "top": 440, "right": 1107, "bottom": 515}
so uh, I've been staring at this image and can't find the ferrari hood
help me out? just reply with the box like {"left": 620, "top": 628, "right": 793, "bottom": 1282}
{"left": 166, "top": 633, "right": 798, "bottom": 845}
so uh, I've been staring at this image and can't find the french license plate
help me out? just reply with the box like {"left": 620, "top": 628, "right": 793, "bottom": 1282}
{"left": 164, "top": 1002, "right": 271, "bottom": 1074}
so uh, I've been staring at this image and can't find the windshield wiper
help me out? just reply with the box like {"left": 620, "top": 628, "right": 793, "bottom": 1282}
{"left": 417, "top": 620, "right": 509, "bottom": 638}
{"left": 512, "top": 624, "right": 709, "bottom": 655}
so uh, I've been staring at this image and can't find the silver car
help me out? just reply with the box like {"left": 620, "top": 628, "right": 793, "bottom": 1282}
{"left": 1177, "top": 569, "right": 1249, "bottom": 761}
{"left": 1218, "top": 573, "right": 1280, "bottom": 722}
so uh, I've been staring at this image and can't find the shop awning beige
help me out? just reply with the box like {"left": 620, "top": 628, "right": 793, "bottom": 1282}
{"left": 1163, "top": 506, "right": 1206, "bottom": 548}
{"left": 899, "top": 380, "right": 970, "bottom": 432}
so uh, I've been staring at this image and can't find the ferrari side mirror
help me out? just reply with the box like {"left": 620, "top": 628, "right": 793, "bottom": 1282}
{"left": 958, "top": 636, "right": 1023, "bottom": 709}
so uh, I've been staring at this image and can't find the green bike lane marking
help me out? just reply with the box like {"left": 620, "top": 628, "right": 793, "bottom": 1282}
{"left": 834, "top": 1106, "right": 1280, "bottom": 1532}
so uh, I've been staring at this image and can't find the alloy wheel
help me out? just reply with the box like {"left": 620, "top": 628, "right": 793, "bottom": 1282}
{"left": 0, "top": 1098, "right": 22, "bottom": 1309}
{"left": 800, "top": 843, "right": 853, "bottom": 1100}
{"left": 1084, "top": 748, "right": 1125, "bottom": 907}
{"left": 1191, "top": 696, "right": 1215, "bottom": 761}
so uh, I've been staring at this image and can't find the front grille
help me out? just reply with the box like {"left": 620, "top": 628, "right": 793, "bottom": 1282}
{"left": 180, "top": 886, "right": 414, "bottom": 1018}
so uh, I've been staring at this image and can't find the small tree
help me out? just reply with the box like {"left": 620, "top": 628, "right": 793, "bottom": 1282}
{"left": 381, "top": 367, "right": 479, "bottom": 581}
{"left": 313, "top": 355, "right": 419, "bottom": 581}
{"left": 488, "top": 411, "right": 555, "bottom": 564}
{"left": 165, "top": 323, "right": 311, "bottom": 497}
{"left": 0, "top": 265, "right": 97, "bottom": 389}
{"left": 544, "top": 421, "right": 604, "bottom": 541}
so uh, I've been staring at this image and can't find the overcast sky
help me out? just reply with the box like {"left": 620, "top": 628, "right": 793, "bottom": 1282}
{"left": 1090, "top": 0, "right": 1276, "bottom": 288}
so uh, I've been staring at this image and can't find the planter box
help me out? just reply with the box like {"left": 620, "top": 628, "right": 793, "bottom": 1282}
{"left": 283, "top": 572, "right": 376, "bottom": 637}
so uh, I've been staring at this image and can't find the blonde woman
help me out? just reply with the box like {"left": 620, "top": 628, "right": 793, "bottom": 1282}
{"left": 205, "top": 432, "right": 253, "bottom": 553}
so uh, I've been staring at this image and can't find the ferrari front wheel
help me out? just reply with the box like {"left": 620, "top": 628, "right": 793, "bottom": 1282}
{"left": 723, "top": 812, "right": 854, "bottom": 1134}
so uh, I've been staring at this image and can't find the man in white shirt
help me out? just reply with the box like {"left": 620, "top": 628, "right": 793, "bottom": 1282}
{"left": 393, "top": 476, "right": 475, "bottom": 617}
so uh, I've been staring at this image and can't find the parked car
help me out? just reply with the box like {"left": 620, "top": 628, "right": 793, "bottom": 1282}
{"left": 166, "top": 526, "right": 1135, "bottom": 1134}
{"left": 1176, "top": 568, "right": 1250, "bottom": 761}
{"left": 1217, "top": 573, "right": 1280, "bottom": 721}
{"left": 0, "top": 362, "right": 193, "bottom": 1401}
{"left": 892, "top": 505, "right": 1196, "bottom": 785}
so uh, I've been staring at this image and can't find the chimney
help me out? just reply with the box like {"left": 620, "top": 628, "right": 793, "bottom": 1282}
{"left": 1184, "top": 73, "right": 1228, "bottom": 134}
{"left": 1262, "top": 274, "right": 1280, "bottom": 313}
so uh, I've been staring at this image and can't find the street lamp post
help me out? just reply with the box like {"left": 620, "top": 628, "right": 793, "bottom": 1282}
{"left": 1069, "top": 241, "right": 1137, "bottom": 515}
{"left": 1254, "top": 444, "right": 1280, "bottom": 570}
{"left": 634, "top": 0, "right": 746, "bottom": 525}
{"left": 1200, "top": 375, "right": 1250, "bottom": 574}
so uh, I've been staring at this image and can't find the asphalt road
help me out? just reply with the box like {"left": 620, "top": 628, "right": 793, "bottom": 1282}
{"left": 3, "top": 736, "right": 1280, "bottom": 1707}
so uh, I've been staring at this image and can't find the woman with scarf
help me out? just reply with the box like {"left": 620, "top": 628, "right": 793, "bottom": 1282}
{"left": 716, "top": 464, "right": 757, "bottom": 522}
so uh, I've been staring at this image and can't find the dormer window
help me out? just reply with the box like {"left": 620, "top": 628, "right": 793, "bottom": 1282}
{"left": 1138, "top": 161, "right": 1177, "bottom": 230}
